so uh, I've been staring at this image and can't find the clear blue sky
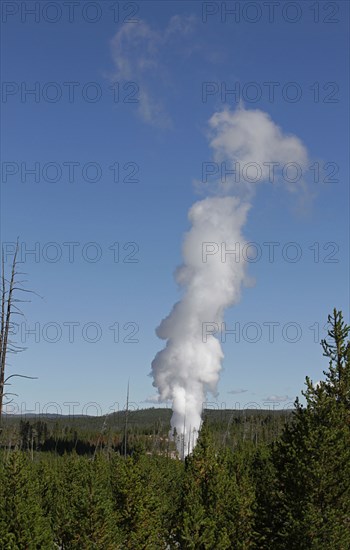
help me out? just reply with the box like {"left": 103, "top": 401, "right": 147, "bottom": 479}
{"left": 1, "top": 0, "right": 349, "bottom": 416}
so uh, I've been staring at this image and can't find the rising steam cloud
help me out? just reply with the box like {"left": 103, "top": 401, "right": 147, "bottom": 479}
{"left": 151, "top": 106, "right": 308, "bottom": 457}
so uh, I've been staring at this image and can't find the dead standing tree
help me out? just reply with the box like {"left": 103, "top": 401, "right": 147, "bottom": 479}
{"left": 0, "top": 242, "right": 37, "bottom": 432}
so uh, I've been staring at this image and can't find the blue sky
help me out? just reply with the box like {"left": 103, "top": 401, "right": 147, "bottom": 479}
{"left": 1, "top": 0, "right": 349, "bottom": 416}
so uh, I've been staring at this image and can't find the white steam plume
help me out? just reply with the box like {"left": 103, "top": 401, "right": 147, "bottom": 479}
{"left": 151, "top": 106, "right": 308, "bottom": 457}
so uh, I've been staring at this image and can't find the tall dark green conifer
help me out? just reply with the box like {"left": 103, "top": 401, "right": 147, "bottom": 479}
{"left": 111, "top": 453, "right": 165, "bottom": 548}
{"left": 0, "top": 451, "right": 53, "bottom": 548}
{"left": 179, "top": 420, "right": 255, "bottom": 549}
{"left": 271, "top": 309, "right": 350, "bottom": 549}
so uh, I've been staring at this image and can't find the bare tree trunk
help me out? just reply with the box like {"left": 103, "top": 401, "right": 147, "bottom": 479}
{"left": 0, "top": 245, "right": 18, "bottom": 426}
{"left": 0, "top": 241, "right": 37, "bottom": 435}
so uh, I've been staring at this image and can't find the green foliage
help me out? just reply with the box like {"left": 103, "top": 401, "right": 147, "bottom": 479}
{"left": 251, "top": 444, "right": 281, "bottom": 548}
{"left": 270, "top": 309, "right": 350, "bottom": 549}
{"left": 0, "top": 451, "right": 53, "bottom": 548}
{"left": 110, "top": 452, "right": 183, "bottom": 548}
{"left": 0, "top": 310, "right": 348, "bottom": 549}
{"left": 180, "top": 421, "right": 255, "bottom": 549}
{"left": 38, "top": 453, "right": 121, "bottom": 549}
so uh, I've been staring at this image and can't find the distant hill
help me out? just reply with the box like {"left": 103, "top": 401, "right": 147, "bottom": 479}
{"left": 2, "top": 406, "right": 293, "bottom": 432}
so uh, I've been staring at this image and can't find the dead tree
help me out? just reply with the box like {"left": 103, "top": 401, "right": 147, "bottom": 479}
{"left": 0, "top": 241, "right": 37, "bottom": 432}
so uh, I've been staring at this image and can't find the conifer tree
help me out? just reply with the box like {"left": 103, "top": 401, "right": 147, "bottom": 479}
{"left": 111, "top": 453, "right": 164, "bottom": 548}
{"left": 41, "top": 452, "right": 120, "bottom": 549}
{"left": 271, "top": 309, "right": 350, "bottom": 549}
{"left": 0, "top": 451, "right": 53, "bottom": 548}
{"left": 179, "top": 420, "right": 255, "bottom": 549}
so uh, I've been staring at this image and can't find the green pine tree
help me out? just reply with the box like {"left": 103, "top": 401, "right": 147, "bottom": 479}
{"left": 179, "top": 420, "right": 255, "bottom": 549}
{"left": 271, "top": 309, "right": 350, "bottom": 549}
{"left": 0, "top": 451, "right": 53, "bottom": 548}
{"left": 43, "top": 452, "right": 121, "bottom": 549}
{"left": 111, "top": 453, "right": 165, "bottom": 549}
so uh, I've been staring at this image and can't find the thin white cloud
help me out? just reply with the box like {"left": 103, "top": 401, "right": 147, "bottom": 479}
{"left": 227, "top": 388, "right": 248, "bottom": 395}
{"left": 110, "top": 15, "right": 196, "bottom": 127}
{"left": 142, "top": 394, "right": 170, "bottom": 405}
{"left": 263, "top": 394, "right": 293, "bottom": 402}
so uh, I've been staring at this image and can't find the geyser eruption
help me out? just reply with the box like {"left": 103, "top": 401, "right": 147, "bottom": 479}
{"left": 152, "top": 196, "right": 250, "bottom": 456}
{"left": 151, "top": 106, "right": 308, "bottom": 457}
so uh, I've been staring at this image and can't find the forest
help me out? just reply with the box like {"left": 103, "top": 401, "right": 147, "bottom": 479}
{"left": 0, "top": 309, "right": 349, "bottom": 549}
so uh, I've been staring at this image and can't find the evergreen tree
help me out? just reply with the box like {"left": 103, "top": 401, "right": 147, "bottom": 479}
{"left": 42, "top": 452, "right": 121, "bottom": 549}
{"left": 252, "top": 445, "right": 280, "bottom": 549}
{"left": 179, "top": 420, "right": 255, "bottom": 549}
{"left": 111, "top": 453, "right": 165, "bottom": 548}
{"left": 0, "top": 451, "right": 53, "bottom": 548}
{"left": 271, "top": 309, "right": 350, "bottom": 549}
